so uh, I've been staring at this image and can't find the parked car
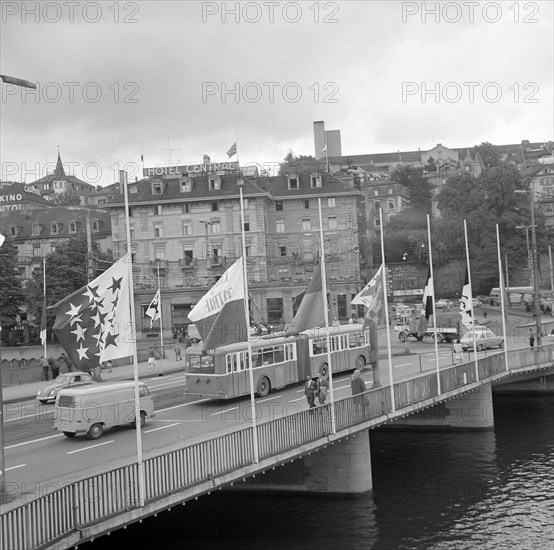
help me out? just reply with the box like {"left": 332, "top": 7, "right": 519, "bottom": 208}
{"left": 460, "top": 328, "right": 504, "bottom": 351}
{"left": 477, "top": 295, "right": 490, "bottom": 305}
{"left": 435, "top": 299, "right": 453, "bottom": 309}
{"left": 36, "top": 371, "right": 96, "bottom": 404}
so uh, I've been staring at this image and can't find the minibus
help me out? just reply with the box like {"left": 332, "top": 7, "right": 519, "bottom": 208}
{"left": 54, "top": 381, "right": 155, "bottom": 440}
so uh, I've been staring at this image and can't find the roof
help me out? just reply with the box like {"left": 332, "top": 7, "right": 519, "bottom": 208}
{"left": 0, "top": 182, "right": 52, "bottom": 207}
{"left": 57, "top": 380, "right": 147, "bottom": 396}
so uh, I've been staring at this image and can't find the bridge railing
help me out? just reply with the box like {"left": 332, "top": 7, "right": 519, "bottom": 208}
{"left": 1, "top": 344, "right": 553, "bottom": 550}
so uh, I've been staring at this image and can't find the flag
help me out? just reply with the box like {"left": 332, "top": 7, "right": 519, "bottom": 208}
{"left": 422, "top": 267, "right": 433, "bottom": 321}
{"left": 40, "top": 297, "right": 47, "bottom": 346}
{"left": 459, "top": 268, "right": 474, "bottom": 327}
{"left": 292, "top": 290, "right": 306, "bottom": 313}
{"left": 286, "top": 264, "right": 325, "bottom": 336}
{"left": 50, "top": 254, "right": 134, "bottom": 370}
{"left": 351, "top": 264, "right": 386, "bottom": 327}
{"left": 141, "top": 154, "right": 144, "bottom": 162}
{"left": 322, "top": 144, "right": 327, "bottom": 153}
{"left": 188, "top": 258, "right": 247, "bottom": 351}
{"left": 145, "top": 290, "right": 160, "bottom": 328}
{"left": 226, "top": 142, "right": 237, "bottom": 158}
{"left": 0, "top": 233, "right": 5, "bottom": 247}
{"left": 0, "top": 74, "right": 37, "bottom": 89}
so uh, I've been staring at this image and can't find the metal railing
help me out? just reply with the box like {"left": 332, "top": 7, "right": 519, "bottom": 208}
{"left": 1, "top": 344, "right": 552, "bottom": 550}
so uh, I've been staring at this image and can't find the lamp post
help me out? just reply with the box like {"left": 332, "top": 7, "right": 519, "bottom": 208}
{"left": 0, "top": 74, "right": 37, "bottom": 504}
{"left": 515, "top": 189, "right": 542, "bottom": 345}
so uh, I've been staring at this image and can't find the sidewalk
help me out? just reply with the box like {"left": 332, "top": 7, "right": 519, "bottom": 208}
{"left": 2, "top": 357, "right": 185, "bottom": 404}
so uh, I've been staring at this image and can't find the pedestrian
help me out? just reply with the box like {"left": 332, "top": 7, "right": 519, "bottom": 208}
{"left": 453, "top": 338, "right": 463, "bottom": 364}
{"left": 351, "top": 369, "right": 367, "bottom": 416}
{"left": 529, "top": 328, "right": 535, "bottom": 348}
{"left": 148, "top": 345, "right": 160, "bottom": 369}
{"left": 304, "top": 375, "right": 318, "bottom": 412}
{"left": 40, "top": 356, "right": 49, "bottom": 381}
{"left": 174, "top": 341, "right": 182, "bottom": 363}
{"left": 49, "top": 356, "right": 60, "bottom": 379}
{"left": 317, "top": 373, "right": 329, "bottom": 405}
{"left": 58, "top": 353, "right": 69, "bottom": 373}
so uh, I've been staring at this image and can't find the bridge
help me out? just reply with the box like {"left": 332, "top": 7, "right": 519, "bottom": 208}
{"left": 1, "top": 344, "right": 553, "bottom": 550}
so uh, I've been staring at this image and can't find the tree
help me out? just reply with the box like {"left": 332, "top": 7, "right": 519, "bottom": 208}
{"left": 473, "top": 141, "right": 500, "bottom": 167}
{"left": 279, "top": 152, "right": 324, "bottom": 175}
{"left": 52, "top": 191, "right": 81, "bottom": 206}
{"left": 424, "top": 156, "right": 437, "bottom": 173}
{"left": 391, "top": 165, "right": 434, "bottom": 214}
{"left": 0, "top": 236, "right": 25, "bottom": 335}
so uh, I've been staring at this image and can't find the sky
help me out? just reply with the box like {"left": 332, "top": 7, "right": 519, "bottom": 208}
{"left": 1, "top": 0, "right": 553, "bottom": 187}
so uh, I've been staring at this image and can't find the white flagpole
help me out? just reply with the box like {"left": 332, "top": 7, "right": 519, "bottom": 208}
{"left": 318, "top": 198, "right": 336, "bottom": 433}
{"left": 427, "top": 214, "right": 441, "bottom": 395}
{"left": 43, "top": 256, "right": 47, "bottom": 358}
{"left": 379, "top": 208, "right": 395, "bottom": 411}
{"left": 496, "top": 224, "right": 509, "bottom": 371}
{"left": 121, "top": 169, "right": 145, "bottom": 507}
{"left": 238, "top": 180, "right": 259, "bottom": 463}
{"left": 156, "top": 262, "right": 164, "bottom": 369}
{"left": 463, "top": 219, "right": 479, "bottom": 382}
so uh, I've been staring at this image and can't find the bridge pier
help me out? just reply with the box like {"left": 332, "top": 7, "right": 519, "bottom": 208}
{"left": 238, "top": 431, "right": 373, "bottom": 495}
{"left": 390, "top": 383, "right": 495, "bottom": 430}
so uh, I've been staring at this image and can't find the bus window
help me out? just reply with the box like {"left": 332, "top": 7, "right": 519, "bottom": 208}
{"left": 348, "top": 333, "right": 358, "bottom": 347}
{"left": 252, "top": 351, "right": 263, "bottom": 368}
{"left": 262, "top": 348, "right": 274, "bottom": 365}
{"left": 189, "top": 354, "right": 215, "bottom": 374}
{"left": 226, "top": 355, "right": 232, "bottom": 374}
{"left": 312, "top": 338, "right": 324, "bottom": 356}
{"left": 139, "top": 385, "right": 150, "bottom": 397}
{"left": 274, "top": 345, "right": 284, "bottom": 363}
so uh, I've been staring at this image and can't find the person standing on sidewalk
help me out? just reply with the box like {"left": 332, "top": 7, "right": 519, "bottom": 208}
{"left": 174, "top": 341, "right": 182, "bottom": 364}
{"left": 453, "top": 338, "right": 463, "bottom": 364}
{"left": 40, "top": 356, "right": 49, "bottom": 381}
{"left": 304, "top": 375, "right": 317, "bottom": 412}
{"left": 529, "top": 328, "right": 535, "bottom": 348}
{"left": 49, "top": 356, "right": 60, "bottom": 379}
{"left": 148, "top": 345, "right": 161, "bottom": 369}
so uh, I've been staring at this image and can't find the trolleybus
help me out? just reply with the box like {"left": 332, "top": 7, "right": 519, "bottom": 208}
{"left": 184, "top": 323, "right": 372, "bottom": 399}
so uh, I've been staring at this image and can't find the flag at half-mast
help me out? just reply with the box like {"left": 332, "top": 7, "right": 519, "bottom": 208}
{"left": 40, "top": 296, "right": 47, "bottom": 346}
{"left": 422, "top": 267, "right": 434, "bottom": 321}
{"left": 285, "top": 263, "right": 325, "bottom": 336}
{"left": 459, "top": 268, "right": 474, "bottom": 327}
{"left": 351, "top": 264, "right": 386, "bottom": 327}
{"left": 50, "top": 254, "right": 134, "bottom": 370}
{"left": 145, "top": 290, "right": 161, "bottom": 328}
{"left": 226, "top": 142, "right": 237, "bottom": 158}
{"left": 188, "top": 258, "right": 247, "bottom": 351}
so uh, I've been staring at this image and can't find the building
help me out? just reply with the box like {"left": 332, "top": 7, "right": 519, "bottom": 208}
{"left": 91, "top": 182, "right": 121, "bottom": 206}
{"left": 0, "top": 182, "right": 53, "bottom": 213}
{"left": 105, "top": 162, "right": 362, "bottom": 339}
{"left": 313, "top": 121, "right": 342, "bottom": 160}
{"left": 28, "top": 151, "right": 96, "bottom": 205}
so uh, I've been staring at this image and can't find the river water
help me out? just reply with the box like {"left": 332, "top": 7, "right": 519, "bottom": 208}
{"left": 85, "top": 395, "right": 553, "bottom": 549}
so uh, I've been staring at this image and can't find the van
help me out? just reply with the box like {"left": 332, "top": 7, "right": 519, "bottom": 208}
{"left": 187, "top": 323, "right": 202, "bottom": 344}
{"left": 54, "top": 381, "right": 155, "bottom": 440}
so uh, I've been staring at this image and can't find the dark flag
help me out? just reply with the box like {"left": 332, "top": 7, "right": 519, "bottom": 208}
{"left": 422, "top": 267, "right": 434, "bottom": 321}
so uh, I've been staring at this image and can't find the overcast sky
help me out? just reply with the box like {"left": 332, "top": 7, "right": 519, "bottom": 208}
{"left": 1, "top": 1, "right": 552, "bottom": 187}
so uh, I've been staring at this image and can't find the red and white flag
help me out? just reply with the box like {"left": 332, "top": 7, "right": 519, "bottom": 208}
{"left": 422, "top": 267, "right": 434, "bottom": 321}
{"left": 145, "top": 290, "right": 161, "bottom": 328}
{"left": 351, "top": 264, "right": 386, "bottom": 327}
{"left": 188, "top": 258, "right": 248, "bottom": 351}
{"left": 51, "top": 254, "right": 134, "bottom": 369}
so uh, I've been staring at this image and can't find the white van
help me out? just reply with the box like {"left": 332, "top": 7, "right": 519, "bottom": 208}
{"left": 54, "top": 381, "right": 155, "bottom": 440}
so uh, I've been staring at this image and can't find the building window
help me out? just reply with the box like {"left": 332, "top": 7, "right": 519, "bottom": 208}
{"left": 275, "top": 201, "right": 283, "bottom": 211}
{"left": 279, "top": 245, "right": 287, "bottom": 256}
{"left": 98, "top": 199, "right": 106, "bottom": 204}
{"left": 50, "top": 223, "right": 59, "bottom": 235}
{"left": 266, "top": 297, "right": 283, "bottom": 323}
{"left": 302, "top": 218, "right": 311, "bottom": 231}
{"left": 211, "top": 201, "right": 219, "bottom": 212}
{"left": 388, "top": 199, "right": 395, "bottom": 210}
{"left": 328, "top": 197, "right": 336, "bottom": 208}
{"left": 68, "top": 221, "right": 77, "bottom": 233}
{"left": 9, "top": 225, "right": 17, "bottom": 236}
{"left": 155, "top": 204, "right": 163, "bottom": 216}
{"left": 328, "top": 216, "right": 337, "bottom": 229}
{"left": 152, "top": 181, "right": 163, "bottom": 195}
{"left": 208, "top": 177, "right": 220, "bottom": 191}
{"left": 180, "top": 179, "right": 192, "bottom": 193}
{"left": 182, "top": 221, "right": 192, "bottom": 235}
{"left": 154, "top": 223, "right": 163, "bottom": 238}
{"left": 182, "top": 203, "right": 189, "bottom": 214}
{"left": 32, "top": 224, "right": 40, "bottom": 236}
{"left": 388, "top": 187, "right": 393, "bottom": 195}
{"left": 276, "top": 219, "right": 285, "bottom": 233}
{"left": 211, "top": 220, "right": 221, "bottom": 234}
{"left": 287, "top": 177, "right": 299, "bottom": 190}
{"left": 245, "top": 245, "right": 251, "bottom": 257}
{"left": 303, "top": 199, "right": 310, "bottom": 209}
{"left": 310, "top": 175, "right": 322, "bottom": 188}
{"left": 154, "top": 247, "right": 165, "bottom": 260}
{"left": 373, "top": 189, "right": 379, "bottom": 196}
{"left": 184, "top": 249, "right": 194, "bottom": 262}
{"left": 130, "top": 225, "right": 135, "bottom": 239}
{"left": 242, "top": 198, "right": 249, "bottom": 209}
{"left": 374, "top": 217, "right": 381, "bottom": 227}
{"left": 92, "top": 220, "right": 100, "bottom": 232}
{"left": 373, "top": 200, "right": 381, "bottom": 214}
{"left": 243, "top": 217, "right": 250, "bottom": 232}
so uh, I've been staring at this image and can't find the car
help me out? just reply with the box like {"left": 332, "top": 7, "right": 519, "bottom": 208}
{"left": 435, "top": 299, "right": 453, "bottom": 309}
{"left": 460, "top": 328, "right": 504, "bottom": 351}
{"left": 36, "top": 371, "right": 96, "bottom": 404}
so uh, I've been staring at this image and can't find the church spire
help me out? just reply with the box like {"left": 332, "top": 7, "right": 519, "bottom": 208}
{"left": 54, "top": 148, "right": 65, "bottom": 178}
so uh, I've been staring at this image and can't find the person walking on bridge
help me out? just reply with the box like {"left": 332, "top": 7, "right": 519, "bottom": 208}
{"left": 351, "top": 369, "right": 368, "bottom": 417}
{"left": 305, "top": 375, "right": 318, "bottom": 412}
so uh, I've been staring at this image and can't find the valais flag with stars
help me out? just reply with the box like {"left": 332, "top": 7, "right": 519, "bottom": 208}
{"left": 50, "top": 254, "right": 134, "bottom": 370}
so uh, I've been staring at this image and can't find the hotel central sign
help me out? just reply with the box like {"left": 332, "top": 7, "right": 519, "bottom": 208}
{"left": 143, "top": 162, "right": 239, "bottom": 177}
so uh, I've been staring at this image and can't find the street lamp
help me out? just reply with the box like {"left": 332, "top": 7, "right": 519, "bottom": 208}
{"left": 514, "top": 188, "right": 542, "bottom": 345}
{"left": 0, "top": 74, "right": 37, "bottom": 504}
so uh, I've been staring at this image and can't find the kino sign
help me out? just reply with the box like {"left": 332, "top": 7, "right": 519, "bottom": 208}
{"left": 143, "top": 162, "right": 239, "bottom": 177}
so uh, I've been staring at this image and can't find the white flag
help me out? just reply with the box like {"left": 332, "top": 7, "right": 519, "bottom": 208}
{"left": 0, "top": 233, "right": 5, "bottom": 247}
{"left": 459, "top": 268, "right": 474, "bottom": 327}
{"left": 145, "top": 289, "right": 161, "bottom": 328}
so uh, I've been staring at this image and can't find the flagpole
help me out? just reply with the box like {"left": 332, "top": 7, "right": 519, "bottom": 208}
{"left": 235, "top": 125, "right": 239, "bottom": 172}
{"left": 43, "top": 256, "right": 47, "bottom": 358}
{"left": 156, "top": 262, "right": 164, "bottom": 368}
{"left": 121, "top": 169, "right": 146, "bottom": 507}
{"left": 318, "top": 198, "right": 336, "bottom": 433}
{"left": 426, "top": 214, "right": 442, "bottom": 395}
{"left": 496, "top": 224, "right": 509, "bottom": 371}
{"left": 463, "top": 219, "right": 479, "bottom": 381}
{"left": 238, "top": 180, "right": 259, "bottom": 463}
{"left": 379, "top": 208, "right": 395, "bottom": 411}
